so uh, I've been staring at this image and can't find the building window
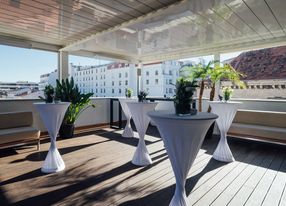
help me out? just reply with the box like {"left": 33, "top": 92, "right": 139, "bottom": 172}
{"left": 104, "top": 88, "right": 105, "bottom": 93}
{"left": 166, "top": 88, "right": 168, "bottom": 94}
{"left": 125, "top": 72, "right": 128, "bottom": 78}
{"left": 146, "top": 79, "right": 149, "bottom": 85}
{"left": 155, "top": 79, "right": 159, "bottom": 84}
{"left": 169, "top": 70, "right": 172, "bottom": 75}
{"left": 155, "top": 70, "right": 158, "bottom": 75}
{"left": 104, "top": 82, "right": 106, "bottom": 86}
{"left": 119, "top": 81, "right": 122, "bottom": 86}
{"left": 169, "top": 79, "right": 172, "bottom": 84}
{"left": 119, "top": 73, "right": 122, "bottom": 78}
{"left": 125, "top": 80, "right": 128, "bottom": 85}
{"left": 112, "top": 81, "right": 114, "bottom": 86}
{"left": 119, "top": 89, "right": 121, "bottom": 93}
{"left": 96, "top": 89, "right": 98, "bottom": 93}
{"left": 169, "top": 88, "right": 172, "bottom": 93}
{"left": 112, "top": 89, "right": 114, "bottom": 93}
{"left": 146, "top": 71, "right": 149, "bottom": 76}
{"left": 282, "top": 85, "right": 286, "bottom": 89}
{"left": 100, "top": 89, "right": 102, "bottom": 93}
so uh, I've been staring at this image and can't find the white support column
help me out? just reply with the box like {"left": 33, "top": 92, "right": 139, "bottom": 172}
{"left": 58, "top": 51, "right": 69, "bottom": 81}
{"left": 214, "top": 53, "right": 221, "bottom": 100}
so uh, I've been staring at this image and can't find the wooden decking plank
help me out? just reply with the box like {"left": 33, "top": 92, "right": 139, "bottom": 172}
{"left": 228, "top": 150, "right": 277, "bottom": 206}
{"left": 136, "top": 142, "right": 247, "bottom": 206}
{"left": 197, "top": 150, "right": 265, "bottom": 206}
{"left": 243, "top": 151, "right": 284, "bottom": 206}
{"left": 110, "top": 153, "right": 214, "bottom": 206}
{"left": 1, "top": 127, "right": 286, "bottom": 206}
{"left": 189, "top": 148, "right": 258, "bottom": 205}
{"left": 211, "top": 149, "right": 272, "bottom": 206}
{"left": 262, "top": 156, "right": 286, "bottom": 206}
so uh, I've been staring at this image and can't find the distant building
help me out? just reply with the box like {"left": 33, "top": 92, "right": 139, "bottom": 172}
{"left": 39, "top": 70, "right": 58, "bottom": 90}
{"left": 141, "top": 61, "right": 181, "bottom": 97}
{"left": 71, "top": 63, "right": 137, "bottom": 97}
{"left": 70, "top": 61, "right": 181, "bottom": 97}
{"left": 0, "top": 81, "right": 39, "bottom": 98}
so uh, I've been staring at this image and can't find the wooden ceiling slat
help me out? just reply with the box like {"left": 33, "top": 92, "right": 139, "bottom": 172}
{"left": 134, "top": 0, "right": 164, "bottom": 10}
{"left": 33, "top": 0, "right": 117, "bottom": 28}
{"left": 242, "top": 0, "right": 276, "bottom": 38}
{"left": 114, "top": 0, "right": 153, "bottom": 13}
{"left": 93, "top": 0, "right": 142, "bottom": 17}
{"left": 15, "top": 0, "right": 110, "bottom": 30}
{"left": 265, "top": 0, "right": 286, "bottom": 33}
{"left": 0, "top": 10, "right": 96, "bottom": 40}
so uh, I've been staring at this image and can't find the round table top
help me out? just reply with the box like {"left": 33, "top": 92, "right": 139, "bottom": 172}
{"left": 208, "top": 101, "right": 242, "bottom": 105}
{"left": 126, "top": 101, "right": 158, "bottom": 105}
{"left": 33, "top": 102, "right": 70, "bottom": 106}
{"left": 148, "top": 110, "right": 218, "bottom": 121}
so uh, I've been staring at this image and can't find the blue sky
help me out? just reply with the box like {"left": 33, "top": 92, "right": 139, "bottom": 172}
{"left": 0, "top": 45, "right": 241, "bottom": 83}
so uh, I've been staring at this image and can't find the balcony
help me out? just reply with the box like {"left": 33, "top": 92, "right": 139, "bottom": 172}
{"left": 1, "top": 0, "right": 286, "bottom": 205}
{"left": 0, "top": 98, "right": 286, "bottom": 205}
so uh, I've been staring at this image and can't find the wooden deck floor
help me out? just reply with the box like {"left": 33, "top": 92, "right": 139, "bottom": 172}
{"left": 1, "top": 126, "right": 286, "bottom": 206}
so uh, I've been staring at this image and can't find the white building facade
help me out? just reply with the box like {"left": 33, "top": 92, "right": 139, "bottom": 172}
{"left": 71, "top": 63, "right": 138, "bottom": 97}
{"left": 39, "top": 70, "right": 58, "bottom": 90}
{"left": 40, "top": 61, "right": 181, "bottom": 98}
{"left": 141, "top": 61, "right": 181, "bottom": 97}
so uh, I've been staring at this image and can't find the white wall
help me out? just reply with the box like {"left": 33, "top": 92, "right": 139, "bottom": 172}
{"left": 1, "top": 98, "right": 285, "bottom": 134}
{"left": 0, "top": 98, "right": 111, "bottom": 132}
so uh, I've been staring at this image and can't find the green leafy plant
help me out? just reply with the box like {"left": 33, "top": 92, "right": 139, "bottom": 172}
{"left": 180, "top": 61, "right": 214, "bottom": 112}
{"left": 55, "top": 77, "right": 95, "bottom": 124}
{"left": 222, "top": 87, "right": 233, "bottom": 101}
{"left": 174, "top": 77, "right": 197, "bottom": 115}
{"left": 138, "top": 90, "right": 148, "bottom": 102}
{"left": 207, "top": 63, "right": 245, "bottom": 112}
{"left": 125, "top": 88, "right": 133, "bottom": 98}
{"left": 39, "top": 84, "right": 54, "bottom": 103}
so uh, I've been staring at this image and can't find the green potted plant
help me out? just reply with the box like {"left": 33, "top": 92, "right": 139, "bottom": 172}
{"left": 39, "top": 84, "right": 54, "bottom": 103}
{"left": 55, "top": 77, "right": 95, "bottom": 138}
{"left": 180, "top": 61, "right": 214, "bottom": 112}
{"left": 138, "top": 90, "right": 148, "bottom": 102}
{"left": 125, "top": 88, "right": 133, "bottom": 98}
{"left": 222, "top": 87, "right": 233, "bottom": 102}
{"left": 174, "top": 77, "right": 197, "bottom": 115}
{"left": 207, "top": 63, "right": 245, "bottom": 112}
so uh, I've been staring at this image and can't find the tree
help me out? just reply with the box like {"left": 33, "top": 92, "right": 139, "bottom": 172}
{"left": 207, "top": 63, "right": 245, "bottom": 112}
{"left": 180, "top": 61, "right": 214, "bottom": 112}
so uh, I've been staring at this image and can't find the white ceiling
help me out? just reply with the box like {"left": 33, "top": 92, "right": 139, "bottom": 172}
{"left": 1, "top": 0, "right": 286, "bottom": 62}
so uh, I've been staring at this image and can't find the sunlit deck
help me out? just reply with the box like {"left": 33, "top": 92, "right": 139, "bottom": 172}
{"left": 1, "top": 125, "right": 286, "bottom": 206}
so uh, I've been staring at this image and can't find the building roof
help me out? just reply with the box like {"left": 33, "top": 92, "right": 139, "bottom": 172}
{"left": 230, "top": 46, "right": 286, "bottom": 80}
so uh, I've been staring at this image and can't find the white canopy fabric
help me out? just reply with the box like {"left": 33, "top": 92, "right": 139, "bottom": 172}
{"left": 1, "top": 0, "right": 286, "bottom": 62}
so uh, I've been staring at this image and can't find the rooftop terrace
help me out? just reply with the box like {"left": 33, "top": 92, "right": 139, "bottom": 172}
{"left": 1, "top": 125, "right": 286, "bottom": 206}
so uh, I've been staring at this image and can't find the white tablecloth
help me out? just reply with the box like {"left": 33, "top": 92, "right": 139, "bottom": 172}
{"left": 126, "top": 102, "right": 158, "bottom": 166}
{"left": 118, "top": 98, "right": 136, "bottom": 138}
{"left": 209, "top": 101, "right": 241, "bottom": 162}
{"left": 148, "top": 111, "right": 217, "bottom": 206}
{"left": 34, "top": 102, "right": 70, "bottom": 173}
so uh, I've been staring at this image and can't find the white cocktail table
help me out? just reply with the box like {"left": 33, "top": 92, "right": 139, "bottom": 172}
{"left": 126, "top": 102, "right": 158, "bottom": 166}
{"left": 209, "top": 101, "right": 242, "bottom": 162}
{"left": 148, "top": 110, "right": 218, "bottom": 206}
{"left": 118, "top": 98, "right": 136, "bottom": 138}
{"left": 34, "top": 102, "right": 70, "bottom": 173}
